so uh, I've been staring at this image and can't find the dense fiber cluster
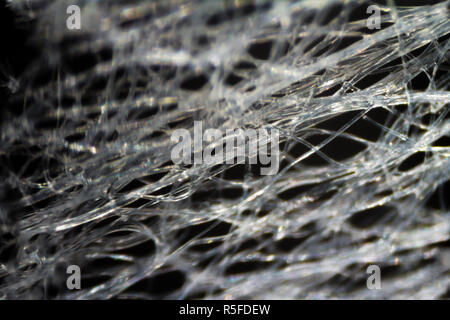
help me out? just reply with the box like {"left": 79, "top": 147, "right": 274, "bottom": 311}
{"left": 0, "top": 0, "right": 449, "bottom": 299}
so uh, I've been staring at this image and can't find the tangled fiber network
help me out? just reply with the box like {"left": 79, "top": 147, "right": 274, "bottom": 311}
{"left": 0, "top": 0, "right": 449, "bottom": 299}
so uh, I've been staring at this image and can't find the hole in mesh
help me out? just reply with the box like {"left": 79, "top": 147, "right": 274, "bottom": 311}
{"left": 150, "top": 184, "right": 173, "bottom": 196}
{"left": 150, "top": 64, "right": 177, "bottom": 80}
{"left": 398, "top": 151, "right": 426, "bottom": 172}
{"left": 114, "top": 81, "right": 145, "bottom": 102}
{"left": 206, "top": 10, "right": 233, "bottom": 26}
{"left": 57, "top": 95, "right": 76, "bottom": 108}
{"left": 127, "top": 106, "right": 158, "bottom": 121}
{"left": 141, "top": 131, "right": 166, "bottom": 141}
{"left": 275, "top": 235, "right": 309, "bottom": 252}
{"left": 185, "top": 290, "right": 209, "bottom": 300}
{"left": 72, "top": 199, "right": 107, "bottom": 219}
{"left": 316, "top": 273, "right": 351, "bottom": 290}
{"left": 248, "top": 40, "right": 273, "bottom": 60}
{"left": 0, "top": 3, "right": 39, "bottom": 78}
{"left": 162, "top": 103, "right": 178, "bottom": 112}
{"left": 315, "top": 189, "right": 338, "bottom": 202}
{"left": 428, "top": 239, "right": 450, "bottom": 251}
{"left": 432, "top": 136, "right": 450, "bottom": 147}
{"left": 410, "top": 71, "right": 430, "bottom": 91}
{"left": 375, "top": 189, "right": 393, "bottom": 198}
{"left": 31, "top": 66, "right": 57, "bottom": 88}
{"left": 2, "top": 148, "right": 33, "bottom": 175}
{"left": 376, "top": 263, "right": 404, "bottom": 280}
{"left": 198, "top": 253, "right": 224, "bottom": 269}
{"left": 206, "top": 3, "right": 261, "bottom": 27}
{"left": 142, "top": 171, "right": 168, "bottom": 183}
{"left": 440, "top": 286, "right": 450, "bottom": 299}
{"left": 65, "top": 132, "right": 85, "bottom": 143}
{"left": 192, "top": 189, "right": 218, "bottom": 203}
{"left": 4, "top": 148, "right": 62, "bottom": 180}
{"left": 435, "top": 69, "right": 449, "bottom": 89}
{"left": 437, "top": 32, "right": 450, "bottom": 48}
{"left": 425, "top": 180, "right": 449, "bottom": 211}
{"left": 238, "top": 3, "right": 258, "bottom": 16}
{"left": 303, "top": 35, "right": 325, "bottom": 54}
{"left": 113, "top": 239, "right": 156, "bottom": 258}
{"left": 222, "top": 164, "right": 247, "bottom": 180}
{"left": 98, "top": 47, "right": 113, "bottom": 62}
{"left": 354, "top": 71, "right": 390, "bottom": 89}
{"left": 195, "top": 34, "right": 210, "bottom": 47}
{"left": 86, "top": 110, "right": 101, "bottom": 120}
{"left": 235, "top": 238, "right": 259, "bottom": 252}
{"left": 104, "top": 230, "right": 134, "bottom": 240}
{"left": 86, "top": 75, "right": 108, "bottom": 92}
{"left": 318, "top": 3, "right": 343, "bottom": 26}
{"left": 277, "top": 183, "right": 318, "bottom": 201}
{"left": 245, "top": 85, "right": 256, "bottom": 92}
{"left": 64, "top": 52, "right": 98, "bottom": 74}
{"left": 222, "top": 187, "right": 244, "bottom": 199}
{"left": 168, "top": 117, "right": 194, "bottom": 129}
{"left": 348, "top": 205, "right": 397, "bottom": 229}
{"left": 408, "top": 43, "right": 430, "bottom": 60}
{"left": 142, "top": 215, "right": 161, "bottom": 230}
{"left": 189, "top": 240, "right": 223, "bottom": 252}
{"left": 92, "top": 130, "right": 118, "bottom": 144}
{"left": 234, "top": 60, "right": 257, "bottom": 70}
{"left": 277, "top": 40, "right": 292, "bottom": 57}
{"left": 0, "top": 184, "right": 23, "bottom": 203}
{"left": 298, "top": 9, "right": 316, "bottom": 25}
{"left": 123, "top": 198, "right": 152, "bottom": 208}
{"left": 35, "top": 117, "right": 65, "bottom": 130}
{"left": 311, "top": 41, "right": 334, "bottom": 58}
{"left": 4, "top": 97, "right": 28, "bottom": 116}
{"left": 82, "top": 275, "right": 112, "bottom": 289}
{"left": 257, "top": 201, "right": 276, "bottom": 218}
{"left": 225, "top": 73, "right": 244, "bottom": 86}
{"left": 332, "top": 36, "right": 363, "bottom": 53}
{"left": 84, "top": 257, "right": 131, "bottom": 272}
{"left": 315, "top": 109, "right": 389, "bottom": 142}
{"left": 225, "top": 260, "right": 275, "bottom": 275}
{"left": 175, "top": 220, "right": 232, "bottom": 246}
{"left": 239, "top": 209, "right": 253, "bottom": 217}
{"left": 91, "top": 215, "right": 119, "bottom": 231}
{"left": 0, "top": 242, "right": 18, "bottom": 264}
{"left": 407, "top": 125, "right": 427, "bottom": 138}
{"left": 348, "top": 3, "right": 373, "bottom": 22}
{"left": 421, "top": 109, "right": 450, "bottom": 126}
{"left": 379, "top": 56, "right": 403, "bottom": 72}
{"left": 117, "top": 179, "right": 146, "bottom": 193}
{"left": 180, "top": 74, "right": 208, "bottom": 91}
{"left": 127, "top": 270, "right": 186, "bottom": 296}
{"left": 81, "top": 92, "right": 102, "bottom": 105}
{"left": 289, "top": 134, "right": 367, "bottom": 166}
